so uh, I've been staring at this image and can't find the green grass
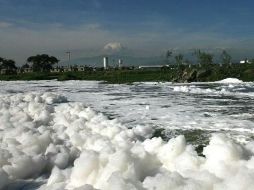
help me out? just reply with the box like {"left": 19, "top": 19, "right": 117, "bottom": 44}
{"left": 53, "top": 70, "right": 175, "bottom": 83}
{"left": 1, "top": 63, "right": 254, "bottom": 83}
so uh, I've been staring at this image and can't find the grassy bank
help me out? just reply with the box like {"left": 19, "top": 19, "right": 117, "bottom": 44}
{"left": 0, "top": 70, "right": 176, "bottom": 83}
{"left": 0, "top": 63, "right": 254, "bottom": 83}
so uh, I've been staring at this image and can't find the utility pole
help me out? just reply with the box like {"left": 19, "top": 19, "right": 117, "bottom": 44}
{"left": 66, "top": 51, "right": 71, "bottom": 67}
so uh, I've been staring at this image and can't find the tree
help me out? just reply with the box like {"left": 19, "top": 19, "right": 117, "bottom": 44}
{"left": 193, "top": 50, "right": 213, "bottom": 65}
{"left": 175, "top": 54, "right": 184, "bottom": 65}
{"left": 221, "top": 50, "right": 231, "bottom": 65}
{"left": 0, "top": 57, "right": 17, "bottom": 71}
{"left": 27, "top": 54, "right": 59, "bottom": 72}
{"left": 21, "top": 63, "right": 30, "bottom": 69}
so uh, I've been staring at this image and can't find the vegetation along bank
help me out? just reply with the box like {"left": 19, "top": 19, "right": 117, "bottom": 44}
{"left": 0, "top": 51, "right": 254, "bottom": 83}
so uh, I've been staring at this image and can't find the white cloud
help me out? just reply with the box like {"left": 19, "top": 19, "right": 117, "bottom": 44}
{"left": 103, "top": 42, "right": 123, "bottom": 53}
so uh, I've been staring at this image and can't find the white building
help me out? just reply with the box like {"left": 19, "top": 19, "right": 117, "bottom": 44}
{"left": 138, "top": 65, "right": 167, "bottom": 69}
{"left": 240, "top": 59, "right": 251, "bottom": 64}
{"left": 118, "top": 59, "right": 123, "bottom": 68}
{"left": 103, "top": 57, "right": 109, "bottom": 70}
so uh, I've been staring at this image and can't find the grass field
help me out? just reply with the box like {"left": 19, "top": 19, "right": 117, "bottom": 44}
{"left": 0, "top": 63, "right": 254, "bottom": 83}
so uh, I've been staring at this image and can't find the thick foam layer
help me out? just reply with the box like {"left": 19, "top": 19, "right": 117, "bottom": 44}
{"left": 0, "top": 92, "right": 254, "bottom": 190}
{"left": 215, "top": 78, "right": 243, "bottom": 84}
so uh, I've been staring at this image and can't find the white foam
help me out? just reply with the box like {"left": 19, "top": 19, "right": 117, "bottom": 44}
{"left": 0, "top": 92, "right": 254, "bottom": 189}
{"left": 215, "top": 78, "right": 243, "bottom": 84}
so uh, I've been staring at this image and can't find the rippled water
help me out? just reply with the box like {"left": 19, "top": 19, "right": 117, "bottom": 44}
{"left": 1, "top": 80, "right": 254, "bottom": 144}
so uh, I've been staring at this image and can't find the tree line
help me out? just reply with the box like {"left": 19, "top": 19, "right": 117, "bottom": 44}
{"left": 0, "top": 54, "right": 59, "bottom": 73}
{"left": 0, "top": 57, "right": 17, "bottom": 74}
{"left": 165, "top": 49, "right": 252, "bottom": 65}
{"left": 0, "top": 50, "right": 254, "bottom": 74}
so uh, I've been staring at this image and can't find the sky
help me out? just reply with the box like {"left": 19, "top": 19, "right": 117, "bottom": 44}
{"left": 0, "top": 0, "right": 254, "bottom": 64}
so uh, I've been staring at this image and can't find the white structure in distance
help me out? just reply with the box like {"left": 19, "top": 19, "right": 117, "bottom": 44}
{"left": 118, "top": 59, "right": 123, "bottom": 68}
{"left": 103, "top": 57, "right": 109, "bottom": 70}
{"left": 240, "top": 59, "right": 251, "bottom": 64}
{"left": 103, "top": 57, "right": 124, "bottom": 69}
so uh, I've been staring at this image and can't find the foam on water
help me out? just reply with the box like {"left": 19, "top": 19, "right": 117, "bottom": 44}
{"left": 0, "top": 91, "right": 254, "bottom": 189}
{"left": 215, "top": 78, "right": 243, "bottom": 84}
{"left": 0, "top": 80, "right": 254, "bottom": 138}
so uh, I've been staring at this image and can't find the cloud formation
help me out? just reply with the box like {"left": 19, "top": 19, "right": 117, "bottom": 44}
{"left": 103, "top": 42, "right": 124, "bottom": 53}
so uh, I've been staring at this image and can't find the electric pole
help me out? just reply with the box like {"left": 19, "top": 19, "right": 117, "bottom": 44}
{"left": 66, "top": 51, "right": 71, "bottom": 67}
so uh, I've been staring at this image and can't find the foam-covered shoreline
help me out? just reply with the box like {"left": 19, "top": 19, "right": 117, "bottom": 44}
{"left": 0, "top": 92, "right": 254, "bottom": 190}
{"left": 214, "top": 78, "right": 243, "bottom": 84}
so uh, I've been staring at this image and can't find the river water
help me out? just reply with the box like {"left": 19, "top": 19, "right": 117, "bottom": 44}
{"left": 1, "top": 79, "right": 254, "bottom": 189}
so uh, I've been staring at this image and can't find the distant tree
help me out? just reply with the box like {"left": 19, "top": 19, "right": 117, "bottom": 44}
{"left": 0, "top": 57, "right": 17, "bottom": 70}
{"left": 193, "top": 50, "right": 213, "bottom": 65}
{"left": 20, "top": 63, "right": 30, "bottom": 72}
{"left": 175, "top": 54, "right": 184, "bottom": 65}
{"left": 221, "top": 50, "right": 231, "bottom": 65}
{"left": 3, "top": 59, "right": 16, "bottom": 69}
{"left": 21, "top": 63, "right": 30, "bottom": 69}
{"left": 0, "top": 58, "right": 2, "bottom": 71}
{"left": 27, "top": 54, "right": 59, "bottom": 72}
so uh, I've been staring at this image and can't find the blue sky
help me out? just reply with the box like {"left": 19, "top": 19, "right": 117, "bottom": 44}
{"left": 0, "top": 0, "right": 254, "bottom": 64}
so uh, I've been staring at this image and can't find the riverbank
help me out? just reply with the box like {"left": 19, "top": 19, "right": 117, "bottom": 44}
{"left": 0, "top": 63, "right": 254, "bottom": 83}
